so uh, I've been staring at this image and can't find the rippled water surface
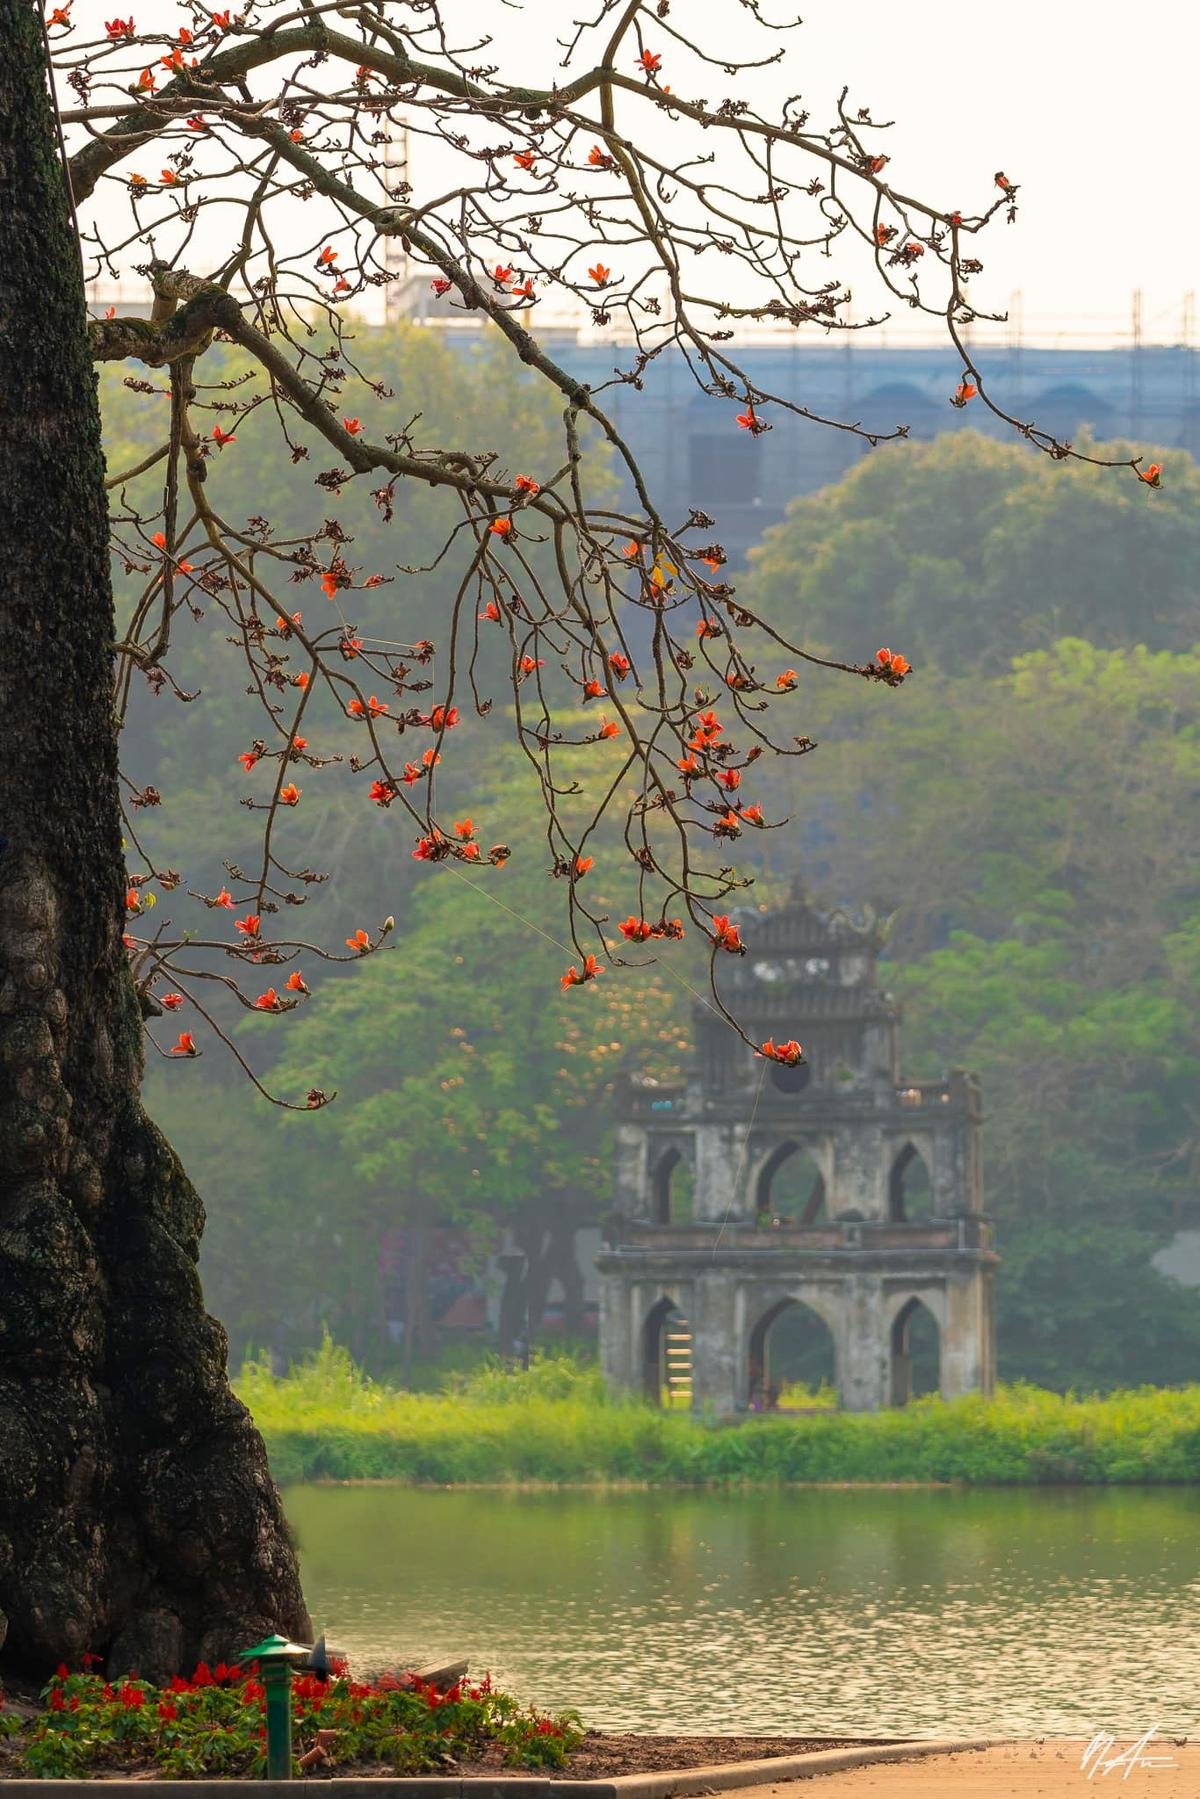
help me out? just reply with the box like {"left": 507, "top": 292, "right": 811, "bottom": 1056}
{"left": 284, "top": 1485, "right": 1200, "bottom": 1738}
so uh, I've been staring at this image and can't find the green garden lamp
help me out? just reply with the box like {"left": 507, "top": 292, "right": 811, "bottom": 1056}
{"left": 238, "top": 1633, "right": 313, "bottom": 1778}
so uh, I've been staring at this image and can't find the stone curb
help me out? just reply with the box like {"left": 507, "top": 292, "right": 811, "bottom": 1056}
{"left": 0, "top": 1737, "right": 996, "bottom": 1797}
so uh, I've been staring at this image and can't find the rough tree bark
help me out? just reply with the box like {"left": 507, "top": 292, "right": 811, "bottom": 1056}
{"left": 0, "top": 3, "right": 310, "bottom": 1680}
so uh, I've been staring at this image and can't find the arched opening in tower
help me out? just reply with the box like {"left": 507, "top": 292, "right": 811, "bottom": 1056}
{"left": 890, "top": 1297, "right": 941, "bottom": 1405}
{"left": 755, "top": 1140, "right": 827, "bottom": 1227}
{"left": 747, "top": 1297, "right": 837, "bottom": 1410}
{"left": 888, "top": 1142, "right": 933, "bottom": 1221}
{"left": 642, "top": 1294, "right": 691, "bottom": 1405}
{"left": 651, "top": 1147, "right": 693, "bottom": 1224}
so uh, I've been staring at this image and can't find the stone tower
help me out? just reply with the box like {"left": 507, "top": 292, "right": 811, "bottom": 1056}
{"left": 595, "top": 887, "right": 996, "bottom": 1412}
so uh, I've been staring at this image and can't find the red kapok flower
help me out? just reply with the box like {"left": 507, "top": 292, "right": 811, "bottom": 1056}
{"left": 369, "top": 779, "right": 397, "bottom": 807}
{"left": 608, "top": 651, "right": 630, "bottom": 679}
{"left": 735, "top": 406, "right": 770, "bottom": 434}
{"left": 343, "top": 417, "right": 362, "bottom": 435}
{"left": 518, "top": 655, "right": 543, "bottom": 676}
{"left": 513, "top": 473, "right": 540, "bottom": 495}
{"left": 106, "top": 17, "right": 135, "bottom": 36}
{"left": 717, "top": 767, "right": 741, "bottom": 790}
{"left": 171, "top": 1032, "right": 198, "bottom": 1057}
{"left": 490, "top": 516, "right": 513, "bottom": 538}
{"left": 479, "top": 599, "right": 501, "bottom": 622}
{"left": 952, "top": 380, "right": 977, "bottom": 407}
{"left": 253, "top": 988, "right": 282, "bottom": 1011}
{"left": 1138, "top": 463, "right": 1163, "bottom": 488}
{"left": 619, "top": 917, "right": 653, "bottom": 942}
{"left": 317, "top": 245, "right": 337, "bottom": 265}
{"left": 740, "top": 803, "right": 765, "bottom": 826}
{"left": 346, "top": 928, "right": 371, "bottom": 953}
{"left": 875, "top": 647, "right": 911, "bottom": 680}
{"left": 637, "top": 48, "right": 662, "bottom": 73}
{"left": 759, "top": 1037, "right": 804, "bottom": 1065}
{"left": 711, "top": 914, "right": 743, "bottom": 952}
{"left": 588, "top": 262, "right": 611, "bottom": 286}
{"left": 597, "top": 718, "right": 620, "bottom": 740}
{"left": 238, "top": 750, "right": 259, "bottom": 771}
{"left": 214, "top": 888, "right": 234, "bottom": 908}
{"left": 279, "top": 782, "right": 301, "bottom": 805}
{"left": 211, "top": 424, "right": 236, "bottom": 447}
{"left": 430, "top": 704, "right": 460, "bottom": 730}
{"left": 588, "top": 144, "right": 613, "bottom": 168}
{"left": 561, "top": 953, "right": 604, "bottom": 989}
{"left": 161, "top": 992, "right": 185, "bottom": 1010}
{"left": 492, "top": 263, "right": 514, "bottom": 285}
{"left": 286, "top": 970, "right": 308, "bottom": 993}
{"left": 514, "top": 150, "right": 536, "bottom": 170}
{"left": 431, "top": 278, "right": 452, "bottom": 297}
{"left": 235, "top": 914, "right": 260, "bottom": 938}
{"left": 135, "top": 67, "right": 155, "bottom": 91}
{"left": 575, "top": 855, "right": 594, "bottom": 877}
{"left": 776, "top": 669, "right": 799, "bottom": 691}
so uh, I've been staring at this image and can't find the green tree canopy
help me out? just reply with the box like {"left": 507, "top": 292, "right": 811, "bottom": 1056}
{"left": 743, "top": 431, "right": 1200, "bottom": 673}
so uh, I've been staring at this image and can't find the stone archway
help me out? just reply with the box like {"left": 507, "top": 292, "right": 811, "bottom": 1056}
{"left": 755, "top": 1141, "right": 827, "bottom": 1226}
{"left": 888, "top": 1142, "right": 933, "bottom": 1221}
{"left": 747, "top": 1296, "right": 838, "bottom": 1410}
{"left": 651, "top": 1146, "right": 693, "bottom": 1224}
{"left": 642, "top": 1294, "right": 691, "bottom": 1404}
{"left": 890, "top": 1296, "right": 941, "bottom": 1405}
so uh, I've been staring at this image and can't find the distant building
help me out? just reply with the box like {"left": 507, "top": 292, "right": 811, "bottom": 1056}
{"left": 547, "top": 340, "right": 1199, "bottom": 564}
{"left": 596, "top": 887, "right": 996, "bottom": 1412}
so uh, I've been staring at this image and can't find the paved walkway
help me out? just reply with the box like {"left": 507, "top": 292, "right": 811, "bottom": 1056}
{"left": 744, "top": 1740, "right": 1200, "bottom": 1798}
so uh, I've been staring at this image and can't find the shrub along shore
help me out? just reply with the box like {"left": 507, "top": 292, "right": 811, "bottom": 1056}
{"left": 233, "top": 1341, "right": 1200, "bottom": 1488}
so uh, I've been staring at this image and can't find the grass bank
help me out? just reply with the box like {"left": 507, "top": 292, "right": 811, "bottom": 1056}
{"left": 235, "top": 1340, "right": 1200, "bottom": 1487}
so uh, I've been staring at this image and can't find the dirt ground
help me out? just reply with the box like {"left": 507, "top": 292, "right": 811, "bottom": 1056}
{"left": 460, "top": 1733, "right": 880, "bottom": 1778}
{"left": 735, "top": 1739, "right": 1200, "bottom": 1798}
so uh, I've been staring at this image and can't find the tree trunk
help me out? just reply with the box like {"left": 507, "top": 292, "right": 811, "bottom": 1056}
{"left": 0, "top": 5, "right": 310, "bottom": 1681}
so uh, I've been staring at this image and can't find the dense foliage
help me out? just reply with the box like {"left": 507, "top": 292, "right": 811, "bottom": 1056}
{"left": 237, "top": 1342, "right": 1200, "bottom": 1488}
{"left": 7, "top": 1658, "right": 580, "bottom": 1780}
{"left": 742, "top": 429, "right": 1199, "bottom": 671}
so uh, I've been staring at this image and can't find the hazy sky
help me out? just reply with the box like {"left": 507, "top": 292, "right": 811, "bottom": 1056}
{"left": 67, "top": 0, "right": 1196, "bottom": 344}
{"left": 783, "top": 0, "right": 1196, "bottom": 342}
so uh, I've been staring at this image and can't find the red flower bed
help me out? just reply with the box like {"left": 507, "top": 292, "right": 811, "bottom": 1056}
{"left": 3, "top": 1660, "right": 581, "bottom": 1779}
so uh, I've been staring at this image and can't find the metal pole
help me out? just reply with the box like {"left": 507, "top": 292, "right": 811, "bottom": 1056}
{"left": 262, "top": 1660, "right": 293, "bottom": 1779}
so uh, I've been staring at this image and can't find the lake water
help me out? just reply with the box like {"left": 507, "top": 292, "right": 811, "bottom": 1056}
{"left": 284, "top": 1485, "right": 1200, "bottom": 1739}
